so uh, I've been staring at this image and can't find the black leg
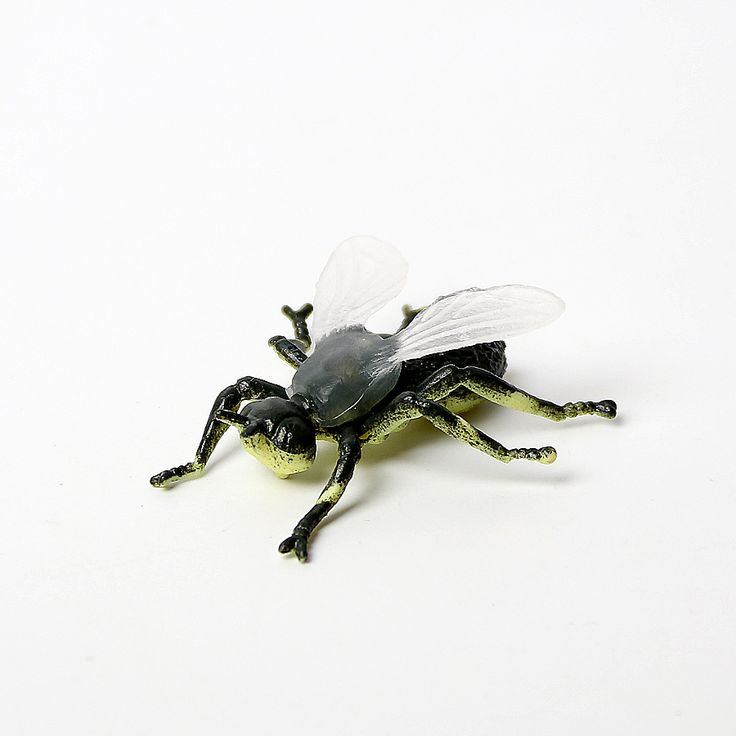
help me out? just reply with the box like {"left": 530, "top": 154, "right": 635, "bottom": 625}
{"left": 150, "top": 376, "right": 287, "bottom": 488}
{"left": 268, "top": 335, "right": 308, "bottom": 368}
{"left": 417, "top": 365, "right": 617, "bottom": 421}
{"left": 278, "top": 429, "right": 361, "bottom": 562}
{"left": 397, "top": 303, "right": 425, "bottom": 331}
{"left": 268, "top": 303, "right": 313, "bottom": 368}
{"left": 281, "top": 303, "right": 313, "bottom": 349}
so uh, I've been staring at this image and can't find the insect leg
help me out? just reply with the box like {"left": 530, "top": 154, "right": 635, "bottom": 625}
{"left": 278, "top": 430, "right": 361, "bottom": 562}
{"left": 268, "top": 303, "right": 312, "bottom": 367}
{"left": 418, "top": 365, "right": 617, "bottom": 421}
{"left": 268, "top": 335, "right": 308, "bottom": 368}
{"left": 150, "top": 376, "right": 287, "bottom": 488}
{"left": 397, "top": 304, "right": 425, "bottom": 331}
{"left": 281, "top": 303, "right": 313, "bottom": 349}
{"left": 361, "top": 392, "right": 556, "bottom": 463}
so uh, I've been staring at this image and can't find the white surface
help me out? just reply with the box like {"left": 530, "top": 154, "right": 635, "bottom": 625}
{"left": 2, "top": 2, "right": 735, "bottom": 734}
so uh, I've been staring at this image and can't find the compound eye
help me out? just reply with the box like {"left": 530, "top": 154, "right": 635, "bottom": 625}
{"left": 272, "top": 417, "right": 315, "bottom": 455}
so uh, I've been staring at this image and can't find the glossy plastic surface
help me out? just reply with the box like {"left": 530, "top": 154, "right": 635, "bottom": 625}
{"left": 288, "top": 328, "right": 400, "bottom": 426}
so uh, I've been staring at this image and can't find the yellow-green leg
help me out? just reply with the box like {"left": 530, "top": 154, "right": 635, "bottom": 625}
{"left": 417, "top": 365, "right": 617, "bottom": 421}
{"left": 360, "top": 392, "right": 556, "bottom": 464}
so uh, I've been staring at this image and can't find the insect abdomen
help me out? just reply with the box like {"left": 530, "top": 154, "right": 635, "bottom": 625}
{"left": 399, "top": 341, "right": 507, "bottom": 414}
{"left": 397, "top": 340, "right": 507, "bottom": 389}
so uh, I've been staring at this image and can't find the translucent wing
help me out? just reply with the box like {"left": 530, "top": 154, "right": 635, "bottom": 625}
{"left": 311, "top": 236, "right": 409, "bottom": 344}
{"left": 384, "top": 285, "right": 565, "bottom": 364}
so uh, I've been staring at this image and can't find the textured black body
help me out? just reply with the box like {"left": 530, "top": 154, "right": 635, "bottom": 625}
{"left": 397, "top": 340, "right": 507, "bottom": 388}
{"left": 379, "top": 340, "right": 508, "bottom": 411}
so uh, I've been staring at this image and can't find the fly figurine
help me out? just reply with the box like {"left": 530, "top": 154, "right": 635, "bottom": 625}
{"left": 151, "top": 236, "right": 617, "bottom": 561}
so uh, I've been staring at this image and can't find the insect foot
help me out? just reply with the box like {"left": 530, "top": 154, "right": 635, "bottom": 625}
{"left": 281, "top": 303, "right": 313, "bottom": 321}
{"left": 150, "top": 461, "right": 204, "bottom": 488}
{"left": 595, "top": 400, "right": 617, "bottom": 418}
{"left": 563, "top": 400, "right": 617, "bottom": 420}
{"left": 510, "top": 446, "right": 557, "bottom": 464}
{"left": 278, "top": 533, "right": 309, "bottom": 562}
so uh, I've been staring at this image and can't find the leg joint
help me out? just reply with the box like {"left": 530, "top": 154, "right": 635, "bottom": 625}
{"left": 417, "top": 364, "right": 470, "bottom": 399}
{"left": 235, "top": 376, "right": 259, "bottom": 396}
{"left": 216, "top": 383, "right": 244, "bottom": 406}
{"left": 396, "top": 391, "right": 424, "bottom": 411}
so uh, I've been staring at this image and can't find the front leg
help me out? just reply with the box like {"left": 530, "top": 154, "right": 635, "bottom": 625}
{"left": 268, "top": 335, "right": 308, "bottom": 368}
{"left": 150, "top": 376, "right": 287, "bottom": 488}
{"left": 268, "top": 303, "right": 313, "bottom": 368}
{"left": 278, "top": 429, "right": 361, "bottom": 562}
{"left": 281, "top": 303, "right": 313, "bottom": 349}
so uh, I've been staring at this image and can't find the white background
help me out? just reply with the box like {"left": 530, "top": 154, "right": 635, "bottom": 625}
{"left": 2, "top": 2, "right": 735, "bottom": 734}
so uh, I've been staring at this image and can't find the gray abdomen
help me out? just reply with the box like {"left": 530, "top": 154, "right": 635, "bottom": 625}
{"left": 288, "top": 329, "right": 401, "bottom": 427}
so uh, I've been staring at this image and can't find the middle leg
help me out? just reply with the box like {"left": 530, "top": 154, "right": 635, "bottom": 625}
{"left": 361, "top": 392, "right": 556, "bottom": 464}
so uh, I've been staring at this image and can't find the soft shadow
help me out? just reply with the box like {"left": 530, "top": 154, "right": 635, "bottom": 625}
{"left": 311, "top": 400, "right": 581, "bottom": 533}
{"left": 205, "top": 439, "right": 242, "bottom": 469}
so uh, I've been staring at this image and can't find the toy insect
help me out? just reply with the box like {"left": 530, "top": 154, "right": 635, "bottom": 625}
{"left": 151, "top": 236, "right": 617, "bottom": 561}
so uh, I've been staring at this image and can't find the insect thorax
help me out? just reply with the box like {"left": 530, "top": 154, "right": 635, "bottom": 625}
{"left": 287, "top": 328, "right": 401, "bottom": 427}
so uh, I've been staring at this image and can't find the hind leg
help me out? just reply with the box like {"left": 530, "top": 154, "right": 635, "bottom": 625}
{"left": 417, "top": 365, "right": 617, "bottom": 421}
{"left": 150, "top": 376, "right": 287, "bottom": 488}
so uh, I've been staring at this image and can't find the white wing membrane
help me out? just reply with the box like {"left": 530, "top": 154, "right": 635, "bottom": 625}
{"left": 385, "top": 285, "right": 565, "bottom": 364}
{"left": 311, "top": 236, "right": 409, "bottom": 344}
